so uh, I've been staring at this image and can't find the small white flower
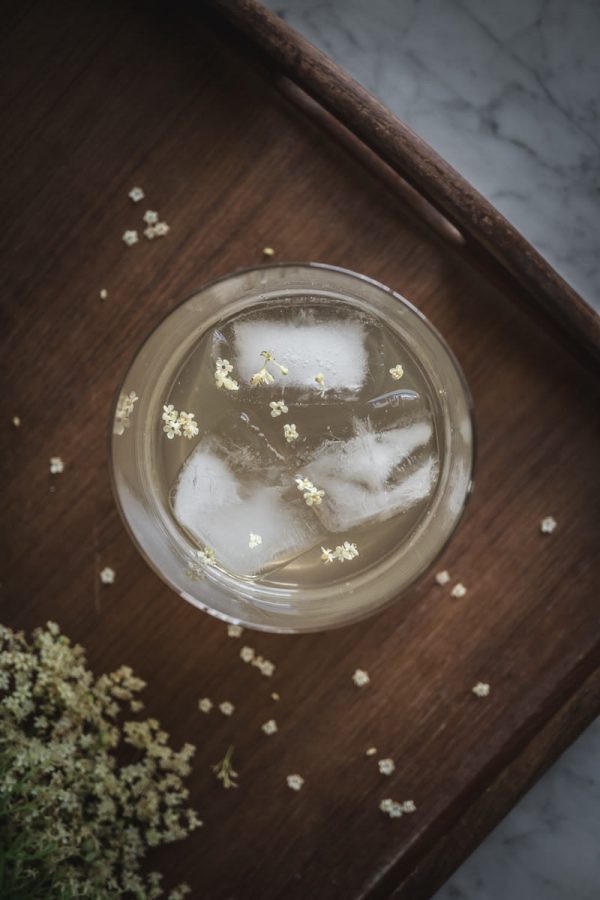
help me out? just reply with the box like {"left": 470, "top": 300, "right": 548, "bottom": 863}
{"left": 402, "top": 800, "right": 416, "bottom": 813}
{"left": 198, "top": 697, "right": 213, "bottom": 714}
{"left": 379, "top": 798, "right": 403, "bottom": 818}
{"left": 378, "top": 758, "right": 396, "bottom": 776}
{"left": 379, "top": 798, "right": 394, "bottom": 813}
{"left": 338, "top": 541, "right": 359, "bottom": 561}
{"left": 261, "top": 719, "right": 278, "bottom": 735}
{"left": 179, "top": 411, "right": 199, "bottom": 439}
{"left": 253, "top": 656, "right": 275, "bottom": 677}
{"left": 321, "top": 547, "right": 336, "bottom": 564}
{"left": 352, "top": 669, "right": 370, "bottom": 687}
{"left": 197, "top": 547, "right": 216, "bottom": 566}
{"left": 240, "top": 646, "right": 255, "bottom": 663}
{"left": 49, "top": 456, "right": 64, "bottom": 474}
{"left": 262, "top": 247, "right": 275, "bottom": 257}
{"left": 283, "top": 423, "right": 299, "bottom": 442}
{"left": 435, "top": 570, "right": 450, "bottom": 586}
{"left": 216, "top": 358, "right": 233, "bottom": 375}
{"left": 99, "top": 288, "right": 108, "bottom": 299}
{"left": 227, "top": 624, "right": 243, "bottom": 638}
{"left": 305, "top": 488, "right": 324, "bottom": 506}
{"left": 163, "top": 419, "right": 181, "bottom": 439}
{"left": 143, "top": 210, "right": 159, "bottom": 224}
{"left": 366, "top": 747, "right": 378, "bottom": 757}
{"left": 250, "top": 368, "right": 275, "bottom": 386}
{"left": 128, "top": 186, "right": 145, "bottom": 202}
{"left": 154, "top": 221, "right": 170, "bottom": 236}
{"left": 472, "top": 682, "right": 490, "bottom": 697}
{"left": 286, "top": 774, "right": 304, "bottom": 791}
{"left": 143, "top": 226, "right": 156, "bottom": 240}
{"left": 162, "top": 404, "right": 178, "bottom": 423}
{"left": 295, "top": 476, "right": 313, "bottom": 491}
{"left": 248, "top": 533, "right": 262, "bottom": 549}
{"left": 540, "top": 516, "right": 557, "bottom": 534}
{"left": 122, "top": 230, "right": 139, "bottom": 246}
{"left": 450, "top": 582, "right": 467, "bottom": 598}
{"left": 269, "top": 400, "right": 288, "bottom": 417}
{"left": 99, "top": 567, "right": 115, "bottom": 584}
{"left": 389, "top": 364, "right": 404, "bottom": 380}
{"left": 219, "top": 701, "right": 235, "bottom": 716}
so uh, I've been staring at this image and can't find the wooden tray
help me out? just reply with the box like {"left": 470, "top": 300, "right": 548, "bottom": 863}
{"left": 1, "top": 2, "right": 598, "bottom": 898}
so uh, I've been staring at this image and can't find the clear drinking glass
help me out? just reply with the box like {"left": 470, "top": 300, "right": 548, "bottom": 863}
{"left": 109, "top": 263, "right": 474, "bottom": 632}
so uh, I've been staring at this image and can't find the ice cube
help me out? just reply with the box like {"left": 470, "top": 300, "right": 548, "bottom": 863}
{"left": 171, "top": 435, "right": 326, "bottom": 577}
{"left": 303, "top": 418, "right": 438, "bottom": 532}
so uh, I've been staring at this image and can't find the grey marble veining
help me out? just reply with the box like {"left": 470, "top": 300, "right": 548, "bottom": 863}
{"left": 265, "top": 0, "right": 600, "bottom": 312}
{"left": 262, "top": 2, "right": 600, "bottom": 897}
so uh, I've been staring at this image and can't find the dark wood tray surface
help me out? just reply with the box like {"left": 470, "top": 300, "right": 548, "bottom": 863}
{"left": 1, "top": 3, "right": 599, "bottom": 899}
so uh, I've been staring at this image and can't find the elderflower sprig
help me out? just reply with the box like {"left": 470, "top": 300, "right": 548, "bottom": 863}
{"left": 212, "top": 745, "right": 238, "bottom": 789}
{"left": 314, "top": 372, "right": 326, "bottom": 396}
{"left": 250, "top": 350, "right": 288, "bottom": 385}
{"left": 295, "top": 475, "right": 325, "bottom": 506}
{"left": 320, "top": 541, "right": 359, "bottom": 563}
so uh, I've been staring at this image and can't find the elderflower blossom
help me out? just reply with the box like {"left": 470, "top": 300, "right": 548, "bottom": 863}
{"left": 49, "top": 456, "right": 64, "bottom": 474}
{"left": 251, "top": 350, "right": 288, "bottom": 385}
{"left": 314, "top": 372, "right": 326, "bottom": 395}
{"left": 389, "top": 364, "right": 404, "bottom": 380}
{"left": 219, "top": 701, "right": 235, "bottom": 716}
{"left": 378, "top": 758, "right": 395, "bottom": 776}
{"left": 114, "top": 390, "right": 139, "bottom": 435}
{"left": 252, "top": 655, "right": 275, "bottom": 677}
{"left": 269, "top": 400, "right": 288, "bottom": 417}
{"left": 261, "top": 719, "right": 278, "bottom": 735}
{"left": 129, "top": 186, "right": 145, "bottom": 202}
{"left": 161, "top": 405, "right": 199, "bottom": 439}
{"left": 540, "top": 516, "right": 557, "bottom": 534}
{"left": 214, "top": 359, "right": 239, "bottom": 391}
{"left": 294, "top": 475, "right": 325, "bottom": 506}
{"left": 248, "top": 533, "right": 262, "bottom": 549}
{"left": 435, "top": 570, "right": 450, "bottom": 586}
{"left": 283, "top": 423, "right": 299, "bottom": 442}
{"left": 143, "top": 210, "right": 159, "bottom": 224}
{"left": 227, "top": 624, "right": 244, "bottom": 638}
{"left": 321, "top": 542, "right": 359, "bottom": 564}
{"left": 122, "top": 230, "right": 139, "bottom": 246}
{"left": 450, "top": 582, "right": 467, "bottom": 598}
{"left": 0, "top": 622, "right": 199, "bottom": 897}
{"left": 198, "top": 697, "right": 213, "bottom": 713}
{"left": 286, "top": 774, "right": 304, "bottom": 791}
{"left": 99, "top": 567, "right": 116, "bottom": 584}
{"left": 240, "top": 646, "right": 255, "bottom": 663}
{"left": 472, "top": 682, "right": 490, "bottom": 697}
{"left": 153, "top": 222, "right": 170, "bottom": 237}
{"left": 352, "top": 669, "right": 370, "bottom": 687}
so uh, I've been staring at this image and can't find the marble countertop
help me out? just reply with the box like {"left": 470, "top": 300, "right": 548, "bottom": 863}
{"left": 263, "top": 1, "right": 600, "bottom": 897}
{"left": 265, "top": 0, "right": 600, "bottom": 314}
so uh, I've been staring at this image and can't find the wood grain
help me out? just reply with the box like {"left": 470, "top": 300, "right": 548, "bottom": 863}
{"left": 1, "top": 2, "right": 599, "bottom": 899}
{"left": 207, "top": 0, "right": 600, "bottom": 365}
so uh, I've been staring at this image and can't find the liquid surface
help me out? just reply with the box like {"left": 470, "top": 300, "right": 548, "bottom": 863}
{"left": 162, "top": 297, "right": 441, "bottom": 588}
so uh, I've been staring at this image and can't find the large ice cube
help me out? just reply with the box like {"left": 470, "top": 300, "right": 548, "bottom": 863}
{"left": 302, "top": 416, "right": 438, "bottom": 532}
{"left": 171, "top": 433, "right": 326, "bottom": 577}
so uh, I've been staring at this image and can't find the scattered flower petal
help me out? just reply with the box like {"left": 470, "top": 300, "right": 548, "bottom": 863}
{"left": 49, "top": 456, "right": 64, "bottom": 474}
{"left": 198, "top": 697, "right": 213, "bottom": 714}
{"left": 100, "top": 567, "right": 115, "bottom": 584}
{"left": 122, "top": 230, "right": 139, "bottom": 246}
{"left": 261, "top": 719, "right": 278, "bottom": 735}
{"left": 450, "top": 582, "right": 467, "bottom": 598}
{"left": 435, "top": 570, "right": 450, "bottom": 586}
{"left": 378, "top": 758, "right": 395, "bottom": 776}
{"left": 219, "top": 701, "right": 235, "bottom": 716}
{"left": 240, "top": 646, "right": 255, "bottom": 663}
{"left": 143, "top": 210, "right": 159, "bottom": 224}
{"left": 154, "top": 222, "right": 170, "bottom": 237}
{"left": 472, "top": 682, "right": 490, "bottom": 697}
{"left": 286, "top": 774, "right": 304, "bottom": 791}
{"left": 129, "top": 186, "right": 145, "bottom": 202}
{"left": 366, "top": 747, "right": 378, "bottom": 757}
{"left": 227, "top": 624, "right": 244, "bottom": 638}
{"left": 540, "top": 516, "right": 557, "bottom": 534}
{"left": 352, "top": 669, "right": 370, "bottom": 687}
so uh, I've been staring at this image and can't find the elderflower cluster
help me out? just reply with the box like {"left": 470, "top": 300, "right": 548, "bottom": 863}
{"left": 0, "top": 622, "right": 200, "bottom": 899}
{"left": 162, "top": 405, "right": 199, "bottom": 440}
{"left": 185, "top": 546, "right": 216, "bottom": 580}
{"left": 250, "top": 350, "right": 288, "bottom": 385}
{"left": 283, "top": 423, "right": 299, "bottom": 442}
{"left": 295, "top": 476, "right": 325, "bottom": 506}
{"left": 114, "top": 390, "right": 139, "bottom": 436}
{"left": 379, "top": 798, "right": 416, "bottom": 819}
{"left": 214, "top": 359, "right": 239, "bottom": 391}
{"left": 321, "top": 541, "right": 359, "bottom": 564}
